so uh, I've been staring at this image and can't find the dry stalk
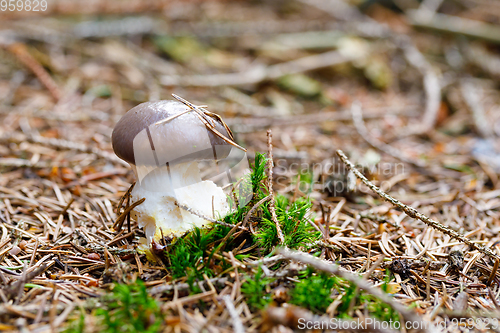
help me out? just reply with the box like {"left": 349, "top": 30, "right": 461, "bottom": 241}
{"left": 398, "top": 37, "right": 441, "bottom": 135}
{"left": 408, "top": 10, "right": 500, "bottom": 45}
{"left": 227, "top": 105, "right": 419, "bottom": 134}
{"left": 112, "top": 198, "right": 145, "bottom": 231}
{"left": 460, "top": 79, "right": 494, "bottom": 138}
{"left": 278, "top": 248, "right": 428, "bottom": 331}
{"left": 2, "top": 263, "right": 49, "bottom": 300}
{"left": 266, "top": 130, "right": 285, "bottom": 245}
{"left": 336, "top": 149, "right": 500, "bottom": 261}
{"left": 487, "top": 259, "right": 499, "bottom": 286}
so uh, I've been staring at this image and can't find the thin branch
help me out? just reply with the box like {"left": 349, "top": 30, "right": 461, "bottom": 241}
{"left": 193, "top": 111, "right": 246, "bottom": 152}
{"left": 461, "top": 43, "right": 500, "bottom": 80}
{"left": 116, "top": 182, "right": 135, "bottom": 216}
{"left": 416, "top": 0, "right": 445, "bottom": 20}
{"left": 153, "top": 108, "right": 194, "bottom": 126}
{"left": 487, "top": 259, "right": 499, "bottom": 287}
{"left": 2, "top": 263, "right": 49, "bottom": 300}
{"left": 226, "top": 104, "right": 419, "bottom": 134}
{"left": 298, "top": 0, "right": 441, "bottom": 136}
{"left": 277, "top": 248, "right": 427, "bottom": 330}
{"left": 336, "top": 149, "right": 500, "bottom": 261}
{"left": 112, "top": 198, "right": 145, "bottom": 231}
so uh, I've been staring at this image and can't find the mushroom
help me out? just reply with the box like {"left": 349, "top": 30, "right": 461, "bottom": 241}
{"left": 112, "top": 98, "right": 240, "bottom": 244}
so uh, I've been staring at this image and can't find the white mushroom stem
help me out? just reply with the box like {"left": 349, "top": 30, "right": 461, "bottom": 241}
{"left": 130, "top": 161, "right": 229, "bottom": 243}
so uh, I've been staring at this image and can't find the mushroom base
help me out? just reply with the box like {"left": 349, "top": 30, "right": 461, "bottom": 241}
{"left": 130, "top": 162, "right": 229, "bottom": 244}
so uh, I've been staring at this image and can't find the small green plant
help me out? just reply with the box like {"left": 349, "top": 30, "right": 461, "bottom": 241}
{"left": 241, "top": 267, "right": 274, "bottom": 310}
{"left": 95, "top": 281, "right": 162, "bottom": 333}
{"left": 363, "top": 294, "right": 400, "bottom": 323}
{"left": 335, "top": 282, "right": 359, "bottom": 318}
{"left": 167, "top": 152, "right": 319, "bottom": 279}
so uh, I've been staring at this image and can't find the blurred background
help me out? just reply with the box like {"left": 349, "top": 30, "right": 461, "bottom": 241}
{"left": 1, "top": 0, "right": 500, "bottom": 205}
{"left": 2, "top": 1, "right": 500, "bottom": 331}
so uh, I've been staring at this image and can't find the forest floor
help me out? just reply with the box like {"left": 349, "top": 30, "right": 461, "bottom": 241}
{"left": 1, "top": 0, "right": 500, "bottom": 332}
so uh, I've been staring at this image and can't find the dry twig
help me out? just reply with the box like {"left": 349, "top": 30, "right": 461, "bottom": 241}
{"left": 2, "top": 263, "right": 49, "bottom": 300}
{"left": 278, "top": 248, "right": 427, "bottom": 330}
{"left": 300, "top": 0, "right": 441, "bottom": 135}
{"left": 336, "top": 149, "right": 500, "bottom": 261}
{"left": 267, "top": 130, "right": 285, "bottom": 245}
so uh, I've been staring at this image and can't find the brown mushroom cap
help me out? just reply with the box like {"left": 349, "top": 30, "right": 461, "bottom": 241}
{"left": 112, "top": 100, "right": 232, "bottom": 166}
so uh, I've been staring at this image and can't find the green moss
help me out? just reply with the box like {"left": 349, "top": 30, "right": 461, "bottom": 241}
{"left": 154, "top": 36, "right": 204, "bottom": 63}
{"left": 290, "top": 268, "right": 401, "bottom": 324}
{"left": 247, "top": 153, "right": 322, "bottom": 251}
{"left": 165, "top": 152, "right": 319, "bottom": 279}
{"left": 166, "top": 227, "right": 217, "bottom": 280}
{"left": 255, "top": 195, "right": 321, "bottom": 251}
{"left": 296, "top": 168, "right": 315, "bottom": 194}
{"left": 96, "top": 281, "right": 162, "bottom": 333}
{"left": 64, "top": 281, "right": 162, "bottom": 333}
{"left": 290, "top": 269, "right": 338, "bottom": 313}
